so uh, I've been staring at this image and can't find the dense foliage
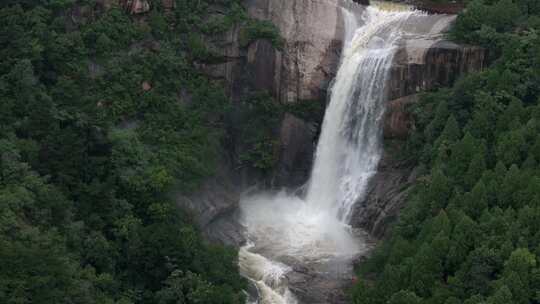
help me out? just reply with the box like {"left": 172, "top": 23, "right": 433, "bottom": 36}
{"left": 0, "top": 0, "right": 258, "bottom": 303}
{"left": 352, "top": 0, "right": 540, "bottom": 303}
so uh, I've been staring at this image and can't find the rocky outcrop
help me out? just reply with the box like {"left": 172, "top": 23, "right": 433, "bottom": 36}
{"left": 416, "top": 1, "right": 465, "bottom": 14}
{"left": 196, "top": 1, "right": 486, "bottom": 240}
{"left": 355, "top": 29, "right": 486, "bottom": 238}
{"left": 176, "top": 161, "right": 245, "bottom": 246}
{"left": 205, "top": 0, "right": 365, "bottom": 104}
{"left": 244, "top": 0, "right": 364, "bottom": 103}
{"left": 285, "top": 230, "right": 375, "bottom": 304}
{"left": 388, "top": 0, "right": 465, "bottom": 14}
{"left": 350, "top": 144, "right": 420, "bottom": 238}
{"left": 352, "top": 46, "right": 485, "bottom": 238}
{"left": 389, "top": 39, "right": 486, "bottom": 100}
{"left": 199, "top": 0, "right": 366, "bottom": 185}
{"left": 185, "top": 0, "right": 487, "bottom": 239}
{"left": 120, "top": 0, "right": 150, "bottom": 14}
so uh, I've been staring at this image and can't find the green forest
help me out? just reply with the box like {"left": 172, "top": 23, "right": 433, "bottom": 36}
{"left": 0, "top": 0, "right": 265, "bottom": 303}
{"left": 352, "top": 0, "right": 540, "bottom": 303}
{"left": 3, "top": 0, "right": 540, "bottom": 303}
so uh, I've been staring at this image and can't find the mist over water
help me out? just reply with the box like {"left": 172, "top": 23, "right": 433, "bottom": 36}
{"left": 239, "top": 4, "right": 428, "bottom": 303}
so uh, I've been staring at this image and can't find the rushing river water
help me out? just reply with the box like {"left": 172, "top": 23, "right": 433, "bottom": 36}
{"left": 238, "top": 3, "right": 443, "bottom": 303}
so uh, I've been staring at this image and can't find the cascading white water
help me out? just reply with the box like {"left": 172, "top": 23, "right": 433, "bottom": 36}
{"left": 239, "top": 4, "right": 431, "bottom": 303}
{"left": 306, "top": 5, "right": 420, "bottom": 223}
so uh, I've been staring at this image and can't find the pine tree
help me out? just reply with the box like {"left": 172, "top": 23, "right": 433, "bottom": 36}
{"left": 425, "top": 99, "right": 450, "bottom": 142}
{"left": 427, "top": 169, "right": 452, "bottom": 212}
{"left": 436, "top": 115, "right": 461, "bottom": 147}
{"left": 499, "top": 248, "right": 537, "bottom": 304}
{"left": 464, "top": 181, "right": 489, "bottom": 219}
{"left": 464, "top": 152, "right": 487, "bottom": 189}
{"left": 487, "top": 285, "right": 513, "bottom": 304}
{"left": 499, "top": 165, "right": 525, "bottom": 208}
{"left": 496, "top": 130, "right": 526, "bottom": 167}
{"left": 410, "top": 243, "right": 443, "bottom": 297}
{"left": 449, "top": 132, "right": 480, "bottom": 179}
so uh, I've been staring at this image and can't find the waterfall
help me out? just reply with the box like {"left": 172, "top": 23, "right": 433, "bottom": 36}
{"left": 306, "top": 6, "right": 420, "bottom": 223}
{"left": 239, "top": 4, "right": 428, "bottom": 303}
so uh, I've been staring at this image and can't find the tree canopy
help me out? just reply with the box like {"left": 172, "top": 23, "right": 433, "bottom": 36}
{"left": 0, "top": 1, "right": 255, "bottom": 303}
{"left": 352, "top": 0, "right": 540, "bottom": 303}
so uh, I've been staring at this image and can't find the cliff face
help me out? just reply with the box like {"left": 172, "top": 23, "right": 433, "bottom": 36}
{"left": 206, "top": 0, "right": 363, "bottom": 103}
{"left": 200, "top": 0, "right": 367, "bottom": 187}
{"left": 389, "top": 40, "right": 486, "bottom": 100}
{"left": 186, "top": 0, "right": 486, "bottom": 243}
{"left": 244, "top": 0, "right": 365, "bottom": 103}
{"left": 351, "top": 32, "right": 486, "bottom": 239}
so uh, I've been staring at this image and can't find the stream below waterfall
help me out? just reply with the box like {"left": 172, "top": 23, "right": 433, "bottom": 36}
{"left": 237, "top": 2, "right": 452, "bottom": 303}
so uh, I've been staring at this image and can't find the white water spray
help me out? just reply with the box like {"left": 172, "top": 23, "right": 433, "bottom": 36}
{"left": 239, "top": 4, "right": 441, "bottom": 303}
{"left": 306, "top": 6, "right": 421, "bottom": 223}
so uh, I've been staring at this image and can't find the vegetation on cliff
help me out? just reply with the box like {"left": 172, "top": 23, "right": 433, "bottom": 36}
{"left": 352, "top": 0, "right": 540, "bottom": 303}
{"left": 0, "top": 1, "right": 259, "bottom": 303}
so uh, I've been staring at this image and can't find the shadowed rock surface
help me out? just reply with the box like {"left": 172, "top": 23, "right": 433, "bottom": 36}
{"left": 273, "top": 113, "right": 317, "bottom": 187}
{"left": 350, "top": 143, "right": 420, "bottom": 238}
{"left": 383, "top": 95, "right": 419, "bottom": 139}
{"left": 175, "top": 160, "right": 246, "bottom": 247}
{"left": 389, "top": 39, "right": 486, "bottom": 100}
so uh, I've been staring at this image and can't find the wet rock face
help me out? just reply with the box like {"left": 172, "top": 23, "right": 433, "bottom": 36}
{"left": 391, "top": 0, "right": 466, "bottom": 14}
{"left": 415, "top": 1, "right": 465, "bottom": 14}
{"left": 188, "top": 0, "right": 487, "bottom": 243}
{"left": 356, "top": 36, "right": 486, "bottom": 239}
{"left": 285, "top": 231, "right": 376, "bottom": 304}
{"left": 383, "top": 95, "right": 418, "bottom": 140}
{"left": 273, "top": 113, "right": 316, "bottom": 187}
{"left": 175, "top": 161, "right": 246, "bottom": 247}
{"left": 389, "top": 40, "right": 486, "bottom": 100}
{"left": 383, "top": 40, "right": 485, "bottom": 139}
{"left": 350, "top": 146, "right": 420, "bottom": 238}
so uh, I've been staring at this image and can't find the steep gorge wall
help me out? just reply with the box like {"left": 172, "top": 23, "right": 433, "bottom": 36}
{"left": 183, "top": 0, "right": 486, "bottom": 242}
{"left": 352, "top": 33, "right": 486, "bottom": 238}
{"left": 200, "top": 0, "right": 367, "bottom": 188}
